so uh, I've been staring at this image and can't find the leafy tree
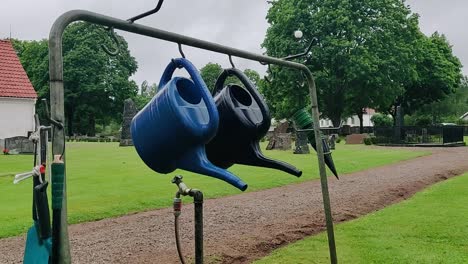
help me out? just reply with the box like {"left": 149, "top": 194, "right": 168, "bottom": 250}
{"left": 134, "top": 80, "right": 158, "bottom": 110}
{"left": 262, "top": 0, "right": 422, "bottom": 127}
{"left": 12, "top": 39, "right": 50, "bottom": 119}
{"left": 392, "top": 33, "right": 463, "bottom": 117}
{"left": 243, "top": 69, "right": 261, "bottom": 86}
{"left": 140, "top": 80, "right": 158, "bottom": 98}
{"left": 406, "top": 76, "right": 468, "bottom": 125}
{"left": 13, "top": 22, "right": 138, "bottom": 136}
{"left": 370, "top": 113, "right": 393, "bottom": 127}
{"left": 199, "top": 62, "right": 223, "bottom": 91}
{"left": 199, "top": 62, "right": 261, "bottom": 92}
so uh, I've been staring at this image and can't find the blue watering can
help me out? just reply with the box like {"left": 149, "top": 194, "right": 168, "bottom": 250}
{"left": 205, "top": 68, "right": 302, "bottom": 177}
{"left": 131, "top": 58, "right": 247, "bottom": 191}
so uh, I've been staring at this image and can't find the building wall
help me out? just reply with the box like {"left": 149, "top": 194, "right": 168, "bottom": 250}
{"left": 320, "top": 114, "right": 374, "bottom": 128}
{"left": 0, "top": 97, "right": 36, "bottom": 139}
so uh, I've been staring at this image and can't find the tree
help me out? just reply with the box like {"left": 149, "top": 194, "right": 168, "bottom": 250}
{"left": 199, "top": 62, "right": 261, "bottom": 92}
{"left": 392, "top": 33, "right": 463, "bottom": 117}
{"left": 406, "top": 76, "right": 468, "bottom": 125}
{"left": 199, "top": 62, "right": 223, "bottom": 91}
{"left": 262, "top": 0, "right": 422, "bottom": 127}
{"left": 12, "top": 39, "right": 50, "bottom": 119}
{"left": 13, "top": 22, "right": 138, "bottom": 136}
{"left": 370, "top": 113, "right": 393, "bottom": 127}
{"left": 134, "top": 80, "right": 158, "bottom": 110}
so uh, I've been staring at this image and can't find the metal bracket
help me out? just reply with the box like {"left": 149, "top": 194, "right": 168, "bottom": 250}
{"left": 127, "top": 0, "right": 165, "bottom": 23}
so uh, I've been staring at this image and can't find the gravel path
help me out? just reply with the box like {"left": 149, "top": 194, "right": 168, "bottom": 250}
{"left": 1, "top": 146, "right": 467, "bottom": 264}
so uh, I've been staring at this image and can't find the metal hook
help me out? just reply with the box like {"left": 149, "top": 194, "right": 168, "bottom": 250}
{"left": 101, "top": 27, "right": 120, "bottom": 56}
{"left": 228, "top": 55, "right": 236, "bottom": 68}
{"left": 128, "top": 0, "right": 165, "bottom": 23}
{"left": 283, "top": 37, "right": 317, "bottom": 61}
{"left": 178, "top": 43, "right": 186, "bottom": 58}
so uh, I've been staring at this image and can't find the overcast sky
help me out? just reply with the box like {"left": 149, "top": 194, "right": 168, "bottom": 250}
{"left": 1, "top": 0, "right": 467, "bottom": 86}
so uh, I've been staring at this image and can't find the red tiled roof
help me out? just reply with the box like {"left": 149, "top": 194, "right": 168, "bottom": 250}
{"left": 0, "top": 39, "right": 37, "bottom": 99}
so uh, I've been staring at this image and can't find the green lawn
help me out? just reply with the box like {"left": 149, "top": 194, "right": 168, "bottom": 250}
{"left": 0, "top": 142, "right": 428, "bottom": 238}
{"left": 255, "top": 172, "right": 468, "bottom": 264}
{"left": 464, "top": 136, "right": 468, "bottom": 144}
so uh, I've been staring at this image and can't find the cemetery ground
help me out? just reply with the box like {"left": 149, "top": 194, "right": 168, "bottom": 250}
{"left": 256, "top": 171, "right": 468, "bottom": 264}
{"left": 0, "top": 142, "right": 467, "bottom": 263}
{"left": 0, "top": 141, "right": 427, "bottom": 239}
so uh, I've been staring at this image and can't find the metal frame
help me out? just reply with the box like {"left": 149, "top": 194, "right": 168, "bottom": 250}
{"left": 48, "top": 10, "right": 336, "bottom": 264}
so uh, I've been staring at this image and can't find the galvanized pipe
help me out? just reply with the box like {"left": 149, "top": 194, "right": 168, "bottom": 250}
{"left": 48, "top": 10, "right": 336, "bottom": 264}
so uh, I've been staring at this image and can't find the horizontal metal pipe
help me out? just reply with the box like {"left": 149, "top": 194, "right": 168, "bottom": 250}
{"left": 50, "top": 10, "right": 308, "bottom": 81}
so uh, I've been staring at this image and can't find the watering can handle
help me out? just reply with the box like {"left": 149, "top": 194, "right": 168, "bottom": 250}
{"left": 214, "top": 68, "right": 271, "bottom": 129}
{"left": 158, "top": 58, "right": 219, "bottom": 130}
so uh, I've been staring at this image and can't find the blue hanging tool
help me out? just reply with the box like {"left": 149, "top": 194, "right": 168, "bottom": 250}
{"left": 131, "top": 58, "right": 247, "bottom": 191}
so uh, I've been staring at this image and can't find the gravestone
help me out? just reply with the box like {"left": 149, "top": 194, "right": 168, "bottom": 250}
{"left": 4, "top": 136, "right": 34, "bottom": 154}
{"left": 328, "top": 134, "right": 337, "bottom": 150}
{"left": 266, "top": 121, "right": 292, "bottom": 150}
{"left": 294, "top": 130, "right": 310, "bottom": 154}
{"left": 120, "top": 98, "right": 138, "bottom": 147}
{"left": 394, "top": 106, "right": 404, "bottom": 143}
{"left": 345, "top": 134, "right": 368, "bottom": 144}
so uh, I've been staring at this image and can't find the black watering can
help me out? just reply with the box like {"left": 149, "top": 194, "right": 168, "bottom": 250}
{"left": 205, "top": 68, "right": 302, "bottom": 177}
{"left": 131, "top": 58, "right": 247, "bottom": 191}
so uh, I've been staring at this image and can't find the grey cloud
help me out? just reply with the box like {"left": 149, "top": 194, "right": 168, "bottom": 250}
{"left": 1, "top": 0, "right": 466, "bottom": 86}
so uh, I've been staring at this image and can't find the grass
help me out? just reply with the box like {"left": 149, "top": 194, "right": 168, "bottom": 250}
{"left": 0, "top": 142, "right": 428, "bottom": 239}
{"left": 255, "top": 172, "right": 468, "bottom": 264}
{"left": 464, "top": 136, "right": 468, "bottom": 144}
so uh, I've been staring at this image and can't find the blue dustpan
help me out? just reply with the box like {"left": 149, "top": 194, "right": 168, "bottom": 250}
{"left": 23, "top": 222, "right": 51, "bottom": 264}
{"left": 131, "top": 58, "right": 247, "bottom": 191}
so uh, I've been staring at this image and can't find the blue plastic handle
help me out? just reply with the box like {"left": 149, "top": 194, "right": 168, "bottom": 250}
{"left": 159, "top": 58, "right": 219, "bottom": 133}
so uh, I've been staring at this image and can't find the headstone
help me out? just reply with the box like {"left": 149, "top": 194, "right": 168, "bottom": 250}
{"left": 266, "top": 121, "right": 292, "bottom": 151}
{"left": 394, "top": 106, "right": 404, "bottom": 143}
{"left": 328, "top": 134, "right": 337, "bottom": 150}
{"left": 421, "top": 128, "right": 428, "bottom": 143}
{"left": 120, "top": 98, "right": 138, "bottom": 147}
{"left": 345, "top": 134, "right": 368, "bottom": 144}
{"left": 294, "top": 130, "right": 310, "bottom": 154}
{"left": 4, "top": 136, "right": 34, "bottom": 154}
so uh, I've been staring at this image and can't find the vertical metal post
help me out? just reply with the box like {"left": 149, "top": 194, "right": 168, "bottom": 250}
{"left": 49, "top": 23, "right": 71, "bottom": 264}
{"left": 192, "top": 191, "right": 204, "bottom": 264}
{"left": 303, "top": 70, "right": 337, "bottom": 264}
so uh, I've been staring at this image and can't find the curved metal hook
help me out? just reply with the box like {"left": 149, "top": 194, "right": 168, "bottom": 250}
{"left": 101, "top": 27, "right": 120, "bottom": 56}
{"left": 127, "top": 0, "right": 165, "bottom": 23}
{"left": 178, "top": 43, "right": 186, "bottom": 58}
{"left": 228, "top": 55, "right": 235, "bottom": 68}
{"left": 283, "top": 37, "right": 318, "bottom": 61}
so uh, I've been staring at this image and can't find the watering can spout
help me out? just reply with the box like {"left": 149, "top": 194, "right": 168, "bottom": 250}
{"left": 240, "top": 142, "right": 302, "bottom": 177}
{"left": 292, "top": 109, "right": 339, "bottom": 179}
{"left": 179, "top": 148, "right": 248, "bottom": 191}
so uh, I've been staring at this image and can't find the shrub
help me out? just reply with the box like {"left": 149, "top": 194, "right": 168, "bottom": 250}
{"left": 371, "top": 113, "right": 393, "bottom": 127}
{"left": 363, "top": 138, "right": 373, "bottom": 145}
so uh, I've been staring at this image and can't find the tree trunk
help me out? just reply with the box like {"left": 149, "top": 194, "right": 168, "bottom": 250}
{"left": 331, "top": 115, "right": 342, "bottom": 128}
{"left": 357, "top": 109, "right": 364, "bottom": 134}
{"left": 67, "top": 108, "right": 74, "bottom": 137}
{"left": 88, "top": 114, "right": 96, "bottom": 137}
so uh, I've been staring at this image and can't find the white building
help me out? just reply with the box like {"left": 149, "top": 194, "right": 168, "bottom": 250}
{"left": 0, "top": 40, "right": 37, "bottom": 141}
{"left": 319, "top": 108, "right": 377, "bottom": 128}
